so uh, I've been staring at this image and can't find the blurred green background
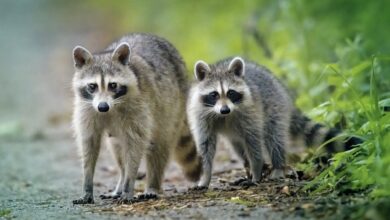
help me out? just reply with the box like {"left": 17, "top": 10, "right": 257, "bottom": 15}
{"left": 0, "top": 0, "right": 388, "bottom": 136}
{"left": 0, "top": 0, "right": 389, "bottom": 198}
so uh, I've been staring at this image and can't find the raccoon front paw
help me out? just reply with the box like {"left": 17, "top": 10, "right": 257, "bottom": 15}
{"left": 230, "top": 177, "right": 250, "bottom": 186}
{"left": 99, "top": 192, "right": 121, "bottom": 200}
{"left": 72, "top": 195, "right": 94, "bottom": 204}
{"left": 117, "top": 193, "right": 136, "bottom": 204}
{"left": 137, "top": 193, "right": 158, "bottom": 201}
{"left": 230, "top": 177, "right": 260, "bottom": 188}
{"left": 239, "top": 179, "right": 257, "bottom": 188}
{"left": 189, "top": 185, "right": 208, "bottom": 191}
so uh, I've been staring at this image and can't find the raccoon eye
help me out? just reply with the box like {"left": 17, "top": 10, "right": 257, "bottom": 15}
{"left": 209, "top": 91, "right": 219, "bottom": 99}
{"left": 227, "top": 90, "right": 243, "bottom": 103}
{"left": 108, "top": 82, "right": 117, "bottom": 90}
{"left": 87, "top": 83, "right": 97, "bottom": 93}
{"left": 202, "top": 91, "right": 219, "bottom": 107}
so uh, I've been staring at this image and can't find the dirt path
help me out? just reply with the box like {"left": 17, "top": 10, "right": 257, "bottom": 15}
{"left": 0, "top": 125, "right": 314, "bottom": 220}
{"left": 1, "top": 126, "right": 369, "bottom": 220}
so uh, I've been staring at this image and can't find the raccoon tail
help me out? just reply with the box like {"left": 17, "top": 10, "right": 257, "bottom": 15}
{"left": 174, "top": 122, "right": 203, "bottom": 182}
{"left": 290, "top": 109, "right": 362, "bottom": 154}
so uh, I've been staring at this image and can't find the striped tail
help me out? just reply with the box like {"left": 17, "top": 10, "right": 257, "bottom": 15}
{"left": 290, "top": 109, "right": 362, "bottom": 154}
{"left": 174, "top": 122, "right": 203, "bottom": 182}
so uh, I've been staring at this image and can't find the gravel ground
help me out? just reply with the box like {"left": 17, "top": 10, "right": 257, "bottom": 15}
{"left": 0, "top": 126, "right": 309, "bottom": 220}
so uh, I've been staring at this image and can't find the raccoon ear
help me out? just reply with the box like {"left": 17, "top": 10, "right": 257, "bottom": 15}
{"left": 194, "top": 60, "right": 211, "bottom": 81}
{"left": 228, "top": 57, "right": 245, "bottom": 77}
{"left": 73, "top": 46, "right": 93, "bottom": 69}
{"left": 112, "top": 42, "right": 131, "bottom": 66}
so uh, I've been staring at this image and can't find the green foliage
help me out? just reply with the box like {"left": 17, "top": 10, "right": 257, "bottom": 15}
{"left": 272, "top": 6, "right": 390, "bottom": 198}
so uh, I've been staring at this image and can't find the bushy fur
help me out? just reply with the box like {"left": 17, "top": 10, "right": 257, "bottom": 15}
{"left": 72, "top": 33, "right": 202, "bottom": 204}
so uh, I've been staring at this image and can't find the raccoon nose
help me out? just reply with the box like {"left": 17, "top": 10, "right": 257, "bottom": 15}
{"left": 98, "top": 102, "right": 109, "bottom": 112}
{"left": 220, "top": 105, "right": 230, "bottom": 114}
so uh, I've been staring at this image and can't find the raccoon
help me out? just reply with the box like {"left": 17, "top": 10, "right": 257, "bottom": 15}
{"left": 187, "top": 57, "right": 361, "bottom": 188}
{"left": 71, "top": 33, "right": 202, "bottom": 204}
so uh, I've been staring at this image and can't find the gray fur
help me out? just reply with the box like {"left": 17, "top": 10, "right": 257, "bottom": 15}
{"left": 72, "top": 33, "right": 202, "bottom": 204}
{"left": 188, "top": 57, "right": 294, "bottom": 187}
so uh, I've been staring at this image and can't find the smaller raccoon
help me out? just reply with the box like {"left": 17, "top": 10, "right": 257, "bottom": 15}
{"left": 187, "top": 57, "right": 361, "bottom": 188}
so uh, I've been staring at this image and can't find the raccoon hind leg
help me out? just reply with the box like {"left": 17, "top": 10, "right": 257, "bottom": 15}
{"left": 241, "top": 127, "right": 265, "bottom": 184}
{"left": 139, "top": 142, "right": 170, "bottom": 201}
{"left": 264, "top": 117, "right": 288, "bottom": 180}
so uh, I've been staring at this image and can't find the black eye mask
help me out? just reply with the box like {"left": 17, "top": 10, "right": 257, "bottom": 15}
{"left": 227, "top": 90, "right": 243, "bottom": 103}
{"left": 112, "top": 85, "right": 128, "bottom": 99}
{"left": 201, "top": 91, "right": 219, "bottom": 107}
{"left": 79, "top": 86, "right": 94, "bottom": 100}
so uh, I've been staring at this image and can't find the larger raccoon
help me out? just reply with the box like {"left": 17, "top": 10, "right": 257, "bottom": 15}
{"left": 71, "top": 33, "right": 202, "bottom": 204}
{"left": 187, "top": 57, "right": 361, "bottom": 188}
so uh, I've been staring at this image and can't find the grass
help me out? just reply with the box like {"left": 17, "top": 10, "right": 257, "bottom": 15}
{"left": 229, "top": 197, "right": 257, "bottom": 207}
{"left": 0, "top": 209, "right": 11, "bottom": 217}
{"left": 300, "top": 55, "right": 390, "bottom": 198}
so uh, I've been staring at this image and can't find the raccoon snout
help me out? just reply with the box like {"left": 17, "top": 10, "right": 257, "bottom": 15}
{"left": 98, "top": 102, "right": 110, "bottom": 112}
{"left": 220, "top": 105, "right": 231, "bottom": 115}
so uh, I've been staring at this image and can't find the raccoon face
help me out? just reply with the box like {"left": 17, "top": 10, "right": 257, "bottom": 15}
{"left": 193, "top": 57, "right": 248, "bottom": 116}
{"left": 72, "top": 43, "right": 137, "bottom": 113}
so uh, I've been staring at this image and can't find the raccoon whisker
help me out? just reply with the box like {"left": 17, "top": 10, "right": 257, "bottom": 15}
{"left": 204, "top": 111, "right": 218, "bottom": 121}
{"left": 111, "top": 100, "right": 124, "bottom": 105}
{"left": 78, "top": 100, "right": 92, "bottom": 105}
{"left": 200, "top": 112, "right": 214, "bottom": 121}
{"left": 203, "top": 108, "right": 215, "bottom": 115}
